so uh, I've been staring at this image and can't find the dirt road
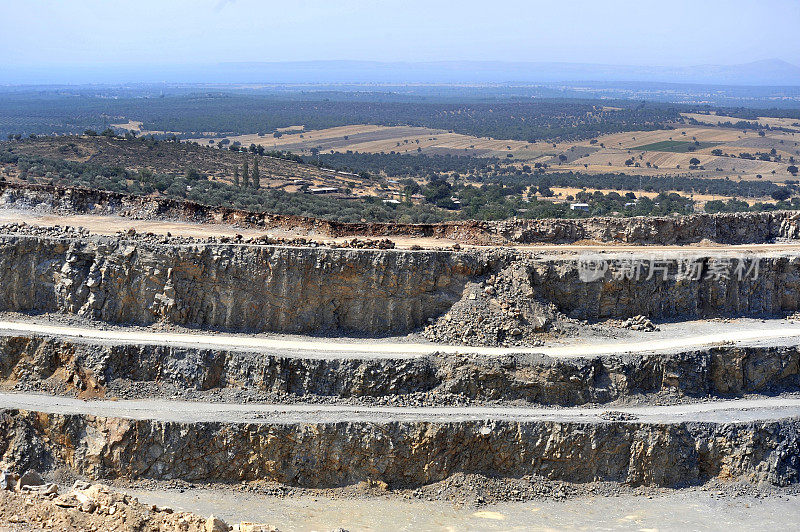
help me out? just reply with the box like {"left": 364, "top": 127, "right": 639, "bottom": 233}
{"left": 124, "top": 486, "right": 800, "bottom": 532}
{"left": 2, "top": 392, "right": 799, "bottom": 424}
{"left": 2, "top": 318, "right": 800, "bottom": 359}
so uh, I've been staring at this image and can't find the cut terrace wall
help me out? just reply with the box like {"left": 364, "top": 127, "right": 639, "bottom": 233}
{"left": 0, "top": 233, "right": 484, "bottom": 334}
{"left": 4, "top": 334, "right": 800, "bottom": 406}
{"left": 2, "top": 409, "right": 799, "bottom": 488}
{"left": 0, "top": 231, "right": 799, "bottom": 334}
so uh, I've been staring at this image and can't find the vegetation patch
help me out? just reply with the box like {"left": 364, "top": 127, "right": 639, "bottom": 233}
{"left": 632, "top": 140, "right": 722, "bottom": 152}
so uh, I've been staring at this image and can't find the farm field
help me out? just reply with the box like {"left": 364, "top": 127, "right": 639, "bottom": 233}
{"left": 550, "top": 126, "right": 800, "bottom": 181}
{"left": 190, "top": 122, "right": 800, "bottom": 182}
{"left": 682, "top": 112, "right": 800, "bottom": 131}
{"left": 190, "top": 124, "right": 547, "bottom": 159}
{"left": 541, "top": 186, "right": 767, "bottom": 208}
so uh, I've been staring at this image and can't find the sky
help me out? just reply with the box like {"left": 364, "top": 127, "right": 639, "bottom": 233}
{"left": 1, "top": 0, "right": 799, "bottom": 69}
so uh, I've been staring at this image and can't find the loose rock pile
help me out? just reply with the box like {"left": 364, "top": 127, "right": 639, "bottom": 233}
{"left": 0, "top": 468, "right": 311, "bottom": 531}
{"left": 424, "top": 261, "right": 571, "bottom": 347}
{"left": 0, "top": 470, "right": 211, "bottom": 530}
{"left": 620, "top": 315, "right": 659, "bottom": 332}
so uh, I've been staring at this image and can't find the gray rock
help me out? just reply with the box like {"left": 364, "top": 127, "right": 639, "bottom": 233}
{"left": 0, "top": 470, "right": 18, "bottom": 491}
{"left": 16, "top": 470, "right": 44, "bottom": 491}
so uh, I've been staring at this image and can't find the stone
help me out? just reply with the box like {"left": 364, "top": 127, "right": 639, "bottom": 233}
{"left": 72, "top": 480, "right": 91, "bottom": 490}
{"left": 206, "top": 514, "right": 230, "bottom": 532}
{"left": 16, "top": 470, "right": 44, "bottom": 491}
{"left": 0, "top": 470, "right": 18, "bottom": 491}
{"left": 23, "top": 483, "right": 58, "bottom": 495}
{"left": 53, "top": 493, "right": 81, "bottom": 508}
{"left": 237, "top": 523, "right": 279, "bottom": 532}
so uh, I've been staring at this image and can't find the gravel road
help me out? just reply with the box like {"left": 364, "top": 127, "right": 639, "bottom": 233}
{"left": 3, "top": 318, "right": 800, "bottom": 359}
{"left": 2, "top": 392, "right": 800, "bottom": 424}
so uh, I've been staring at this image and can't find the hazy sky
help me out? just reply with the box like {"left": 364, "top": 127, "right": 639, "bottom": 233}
{"left": 2, "top": 0, "right": 799, "bottom": 67}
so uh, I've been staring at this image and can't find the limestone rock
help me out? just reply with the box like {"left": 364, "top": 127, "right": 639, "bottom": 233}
{"left": 16, "top": 470, "right": 44, "bottom": 491}
{"left": 206, "top": 514, "right": 230, "bottom": 532}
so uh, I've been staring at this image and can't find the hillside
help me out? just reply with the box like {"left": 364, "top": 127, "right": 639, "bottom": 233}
{"left": 5, "top": 134, "right": 800, "bottom": 220}
{"left": 3, "top": 134, "right": 353, "bottom": 191}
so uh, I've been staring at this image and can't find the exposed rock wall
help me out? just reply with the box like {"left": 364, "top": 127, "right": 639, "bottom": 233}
{"left": 4, "top": 335, "right": 800, "bottom": 406}
{"left": 2, "top": 232, "right": 800, "bottom": 334}
{"left": 3, "top": 182, "right": 800, "bottom": 245}
{"left": 0, "top": 235, "right": 485, "bottom": 334}
{"left": 2, "top": 409, "right": 799, "bottom": 488}
{"left": 493, "top": 211, "right": 800, "bottom": 245}
{"left": 529, "top": 255, "right": 800, "bottom": 320}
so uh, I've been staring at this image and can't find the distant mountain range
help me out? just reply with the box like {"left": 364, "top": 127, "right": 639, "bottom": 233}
{"left": 3, "top": 59, "right": 800, "bottom": 86}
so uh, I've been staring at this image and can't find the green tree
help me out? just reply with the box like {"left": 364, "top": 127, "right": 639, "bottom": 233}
{"left": 242, "top": 160, "right": 250, "bottom": 188}
{"left": 233, "top": 167, "right": 240, "bottom": 187}
{"left": 771, "top": 188, "right": 791, "bottom": 201}
{"left": 252, "top": 158, "right": 260, "bottom": 188}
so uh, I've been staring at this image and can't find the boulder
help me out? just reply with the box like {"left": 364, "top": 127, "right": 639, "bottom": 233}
{"left": 16, "top": 470, "right": 44, "bottom": 491}
{"left": 206, "top": 515, "right": 230, "bottom": 532}
{"left": 0, "top": 470, "right": 18, "bottom": 491}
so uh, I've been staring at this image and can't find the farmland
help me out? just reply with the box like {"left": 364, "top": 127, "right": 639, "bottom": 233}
{"left": 187, "top": 121, "right": 800, "bottom": 183}
{"left": 5, "top": 87, "right": 800, "bottom": 218}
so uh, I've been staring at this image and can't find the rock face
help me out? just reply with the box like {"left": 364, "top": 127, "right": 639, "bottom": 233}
{"left": 2, "top": 231, "right": 800, "bottom": 335}
{"left": 1, "top": 409, "right": 799, "bottom": 489}
{"left": 5, "top": 334, "right": 800, "bottom": 406}
{"left": 0, "top": 234, "right": 484, "bottom": 334}
{"left": 529, "top": 255, "right": 800, "bottom": 320}
{"left": 490, "top": 211, "right": 800, "bottom": 245}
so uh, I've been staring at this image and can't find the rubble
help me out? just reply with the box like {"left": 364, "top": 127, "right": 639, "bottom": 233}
{"left": 0, "top": 479, "right": 213, "bottom": 530}
{"left": 422, "top": 263, "right": 570, "bottom": 347}
{"left": 620, "top": 315, "right": 659, "bottom": 332}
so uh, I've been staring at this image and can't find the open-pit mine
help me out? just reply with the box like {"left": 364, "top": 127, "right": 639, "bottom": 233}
{"left": 3, "top": 184, "right": 800, "bottom": 530}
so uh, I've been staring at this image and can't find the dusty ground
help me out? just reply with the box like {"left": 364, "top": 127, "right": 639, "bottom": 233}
{"left": 0, "top": 209, "right": 458, "bottom": 249}
{"left": 4, "top": 312, "right": 800, "bottom": 359}
{"left": 4, "top": 391, "right": 800, "bottom": 425}
{"left": 123, "top": 484, "right": 800, "bottom": 532}
{"left": 3, "top": 474, "right": 796, "bottom": 532}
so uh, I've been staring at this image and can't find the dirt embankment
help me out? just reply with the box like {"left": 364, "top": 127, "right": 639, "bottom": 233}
{"left": 4, "top": 181, "right": 800, "bottom": 245}
{"left": 0, "top": 482, "right": 215, "bottom": 531}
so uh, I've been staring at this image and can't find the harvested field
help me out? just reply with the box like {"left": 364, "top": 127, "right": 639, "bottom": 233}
{"left": 193, "top": 124, "right": 543, "bottom": 159}
{"left": 192, "top": 122, "right": 800, "bottom": 182}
